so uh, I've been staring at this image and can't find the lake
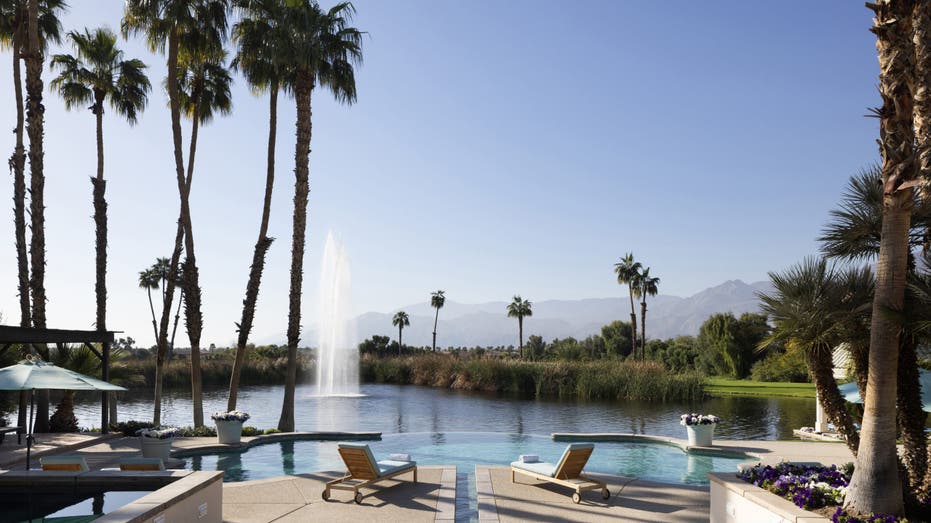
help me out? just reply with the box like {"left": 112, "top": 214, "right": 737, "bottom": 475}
{"left": 71, "top": 383, "right": 815, "bottom": 440}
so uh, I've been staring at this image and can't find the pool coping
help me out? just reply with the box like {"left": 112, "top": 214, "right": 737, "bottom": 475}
{"left": 551, "top": 432, "right": 758, "bottom": 460}
{"left": 171, "top": 431, "right": 381, "bottom": 458}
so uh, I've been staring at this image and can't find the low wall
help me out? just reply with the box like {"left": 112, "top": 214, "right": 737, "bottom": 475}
{"left": 707, "top": 471, "right": 830, "bottom": 523}
{"left": 0, "top": 469, "right": 223, "bottom": 523}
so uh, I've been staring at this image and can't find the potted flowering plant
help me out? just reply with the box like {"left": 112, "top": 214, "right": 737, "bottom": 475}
{"left": 211, "top": 411, "right": 250, "bottom": 444}
{"left": 680, "top": 413, "right": 719, "bottom": 446}
{"left": 137, "top": 426, "right": 179, "bottom": 460}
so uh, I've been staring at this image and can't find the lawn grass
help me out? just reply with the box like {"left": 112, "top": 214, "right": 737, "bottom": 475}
{"left": 704, "top": 377, "right": 815, "bottom": 398}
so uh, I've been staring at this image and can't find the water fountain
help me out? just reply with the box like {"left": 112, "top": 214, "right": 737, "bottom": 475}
{"left": 315, "top": 231, "right": 360, "bottom": 396}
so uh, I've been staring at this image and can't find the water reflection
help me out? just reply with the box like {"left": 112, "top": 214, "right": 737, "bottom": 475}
{"left": 73, "top": 383, "right": 817, "bottom": 440}
{"left": 281, "top": 440, "right": 295, "bottom": 475}
{"left": 217, "top": 451, "right": 245, "bottom": 481}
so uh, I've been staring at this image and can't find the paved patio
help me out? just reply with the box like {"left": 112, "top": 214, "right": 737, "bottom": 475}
{"left": 0, "top": 434, "right": 859, "bottom": 521}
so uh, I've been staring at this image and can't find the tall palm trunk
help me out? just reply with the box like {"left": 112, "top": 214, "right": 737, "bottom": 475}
{"left": 278, "top": 74, "right": 312, "bottom": 432}
{"left": 432, "top": 309, "right": 439, "bottom": 351}
{"left": 169, "top": 285, "right": 183, "bottom": 356}
{"left": 897, "top": 335, "right": 927, "bottom": 492}
{"left": 627, "top": 286, "right": 637, "bottom": 357}
{"left": 229, "top": 84, "right": 278, "bottom": 411}
{"left": 92, "top": 94, "right": 107, "bottom": 336}
{"left": 518, "top": 316, "right": 523, "bottom": 359}
{"left": 25, "top": 0, "right": 49, "bottom": 433}
{"left": 11, "top": 21, "right": 31, "bottom": 433}
{"left": 153, "top": 28, "right": 186, "bottom": 426}
{"left": 12, "top": 23, "right": 29, "bottom": 331}
{"left": 398, "top": 325, "right": 403, "bottom": 355}
{"left": 640, "top": 299, "right": 647, "bottom": 358}
{"left": 845, "top": 1, "right": 914, "bottom": 515}
{"left": 146, "top": 287, "right": 158, "bottom": 342}
{"left": 183, "top": 97, "right": 204, "bottom": 428}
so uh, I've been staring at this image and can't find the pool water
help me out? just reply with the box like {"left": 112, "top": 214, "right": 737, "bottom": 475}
{"left": 185, "top": 432, "right": 748, "bottom": 486}
{"left": 2, "top": 489, "right": 152, "bottom": 522}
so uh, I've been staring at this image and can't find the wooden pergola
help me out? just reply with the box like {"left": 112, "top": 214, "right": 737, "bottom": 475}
{"left": 0, "top": 325, "right": 117, "bottom": 433}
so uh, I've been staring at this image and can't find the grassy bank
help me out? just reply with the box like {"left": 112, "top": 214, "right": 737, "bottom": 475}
{"left": 704, "top": 377, "right": 815, "bottom": 398}
{"left": 361, "top": 354, "right": 705, "bottom": 401}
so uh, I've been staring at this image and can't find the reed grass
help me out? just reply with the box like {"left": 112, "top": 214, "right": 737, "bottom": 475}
{"left": 360, "top": 354, "right": 704, "bottom": 401}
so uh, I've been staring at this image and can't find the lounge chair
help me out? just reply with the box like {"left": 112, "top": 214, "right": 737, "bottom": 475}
{"left": 40, "top": 456, "right": 89, "bottom": 472}
{"left": 119, "top": 457, "right": 165, "bottom": 471}
{"left": 510, "top": 443, "right": 610, "bottom": 504}
{"left": 323, "top": 442, "right": 417, "bottom": 504}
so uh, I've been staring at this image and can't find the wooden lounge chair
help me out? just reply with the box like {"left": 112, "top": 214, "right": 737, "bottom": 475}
{"left": 119, "top": 457, "right": 165, "bottom": 471}
{"left": 39, "top": 456, "right": 89, "bottom": 472}
{"left": 510, "top": 443, "right": 610, "bottom": 504}
{"left": 323, "top": 443, "right": 417, "bottom": 504}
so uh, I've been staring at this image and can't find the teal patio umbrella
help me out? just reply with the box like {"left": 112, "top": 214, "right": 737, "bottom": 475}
{"left": 0, "top": 360, "right": 126, "bottom": 469}
{"left": 837, "top": 368, "right": 931, "bottom": 412}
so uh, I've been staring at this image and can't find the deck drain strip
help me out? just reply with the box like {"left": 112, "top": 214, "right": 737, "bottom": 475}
{"left": 453, "top": 468, "right": 476, "bottom": 522}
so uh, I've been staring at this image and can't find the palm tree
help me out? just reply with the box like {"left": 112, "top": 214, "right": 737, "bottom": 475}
{"left": 122, "top": 0, "right": 231, "bottom": 425}
{"left": 0, "top": 0, "right": 63, "bottom": 433}
{"left": 276, "top": 0, "right": 363, "bottom": 433}
{"left": 174, "top": 44, "right": 231, "bottom": 428}
{"left": 138, "top": 267, "right": 161, "bottom": 343}
{"left": 50, "top": 26, "right": 150, "bottom": 343}
{"left": 430, "top": 290, "right": 445, "bottom": 352}
{"left": 819, "top": 166, "right": 931, "bottom": 492}
{"left": 636, "top": 268, "right": 659, "bottom": 358}
{"left": 392, "top": 311, "right": 409, "bottom": 355}
{"left": 506, "top": 296, "right": 533, "bottom": 358}
{"left": 227, "top": 0, "right": 289, "bottom": 411}
{"left": 842, "top": 2, "right": 917, "bottom": 514}
{"left": 614, "top": 253, "right": 641, "bottom": 357}
{"left": 758, "top": 258, "right": 865, "bottom": 456}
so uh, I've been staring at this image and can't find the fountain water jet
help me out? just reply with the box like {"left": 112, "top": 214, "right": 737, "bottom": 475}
{"left": 315, "top": 231, "right": 360, "bottom": 396}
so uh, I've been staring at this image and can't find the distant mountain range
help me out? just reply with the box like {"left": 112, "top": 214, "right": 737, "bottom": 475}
{"left": 258, "top": 279, "right": 774, "bottom": 348}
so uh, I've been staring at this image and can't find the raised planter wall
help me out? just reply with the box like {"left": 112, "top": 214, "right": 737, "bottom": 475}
{"left": 707, "top": 471, "right": 830, "bottom": 523}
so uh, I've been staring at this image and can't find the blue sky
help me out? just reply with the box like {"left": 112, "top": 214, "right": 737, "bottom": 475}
{"left": 0, "top": 1, "right": 879, "bottom": 347}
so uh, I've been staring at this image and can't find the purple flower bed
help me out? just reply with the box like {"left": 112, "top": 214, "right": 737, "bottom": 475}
{"left": 737, "top": 463, "right": 905, "bottom": 522}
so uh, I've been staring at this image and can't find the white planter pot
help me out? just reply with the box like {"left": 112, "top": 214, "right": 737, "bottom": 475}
{"left": 215, "top": 419, "right": 243, "bottom": 444}
{"left": 140, "top": 437, "right": 173, "bottom": 460}
{"left": 686, "top": 423, "right": 715, "bottom": 446}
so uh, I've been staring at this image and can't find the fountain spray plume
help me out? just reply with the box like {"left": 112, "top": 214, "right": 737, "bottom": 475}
{"left": 315, "top": 231, "right": 360, "bottom": 396}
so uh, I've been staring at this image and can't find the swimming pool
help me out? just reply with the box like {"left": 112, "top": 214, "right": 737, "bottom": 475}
{"left": 2, "top": 488, "right": 152, "bottom": 522}
{"left": 183, "top": 432, "right": 749, "bottom": 486}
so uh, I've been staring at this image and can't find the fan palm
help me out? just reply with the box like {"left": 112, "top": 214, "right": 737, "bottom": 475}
{"left": 636, "top": 268, "right": 659, "bottom": 358}
{"left": 392, "top": 311, "right": 410, "bottom": 355}
{"left": 277, "top": 0, "right": 363, "bottom": 433}
{"left": 757, "top": 257, "right": 863, "bottom": 455}
{"left": 843, "top": 2, "right": 919, "bottom": 514}
{"left": 50, "top": 26, "right": 150, "bottom": 344}
{"left": 430, "top": 290, "right": 445, "bottom": 352}
{"left": 506, "top": 296, "right": 533, "bottom": 358}
{"left": 227, "top": 0, "right": 289, "bottom": 411}
{"left": 122, "top": 0, "right": 231, "bottom": 425}
{"left": 614, "top": 253, "right": 641, "bottom": 357}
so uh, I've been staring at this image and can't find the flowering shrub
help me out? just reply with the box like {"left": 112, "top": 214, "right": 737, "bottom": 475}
{"left": 211, "top": 410, "right": 251, "bottom": 422}
{"left": 136, "top": 426, "right": 180, "bottom": 439}
{"left": 737, "top": 463, "right": 848, "bottom": 510}
{"left": 831, "top": 507, "right": 904, "bottom": 523}
{"left": 680, "top": 413, "right": 720, "bottom": 426}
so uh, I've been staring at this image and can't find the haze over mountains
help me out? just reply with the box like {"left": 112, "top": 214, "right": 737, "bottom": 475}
{"left": 263, "top": 279, "right": 773, "bottom": 348}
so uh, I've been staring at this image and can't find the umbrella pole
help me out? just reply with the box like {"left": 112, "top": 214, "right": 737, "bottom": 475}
{"left": 25, "top": 389, "right": 34, "bottom": 471}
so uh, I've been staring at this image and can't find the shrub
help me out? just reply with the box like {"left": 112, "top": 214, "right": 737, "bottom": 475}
{"left": 751, "top": 350, "right": 810, "bottom": 383}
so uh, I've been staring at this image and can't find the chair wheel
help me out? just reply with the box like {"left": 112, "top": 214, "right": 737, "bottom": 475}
{"left": 321, "top": 489, "right": 330, "bottom": 501}
{"left": 354, "top": 492, "right": 364, "bottom": 504}
{"left": 602, "top": 487, "right": 610, "bottom": 500}
{"left": 572, "top": 492, "right": 581, "bottom": 504}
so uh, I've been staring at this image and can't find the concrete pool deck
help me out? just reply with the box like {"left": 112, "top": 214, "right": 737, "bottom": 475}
{"left": 0, "top": 434, "right": 857, "bottom": 521}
